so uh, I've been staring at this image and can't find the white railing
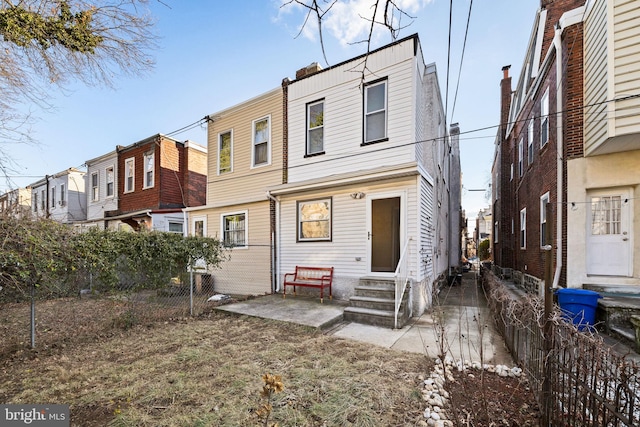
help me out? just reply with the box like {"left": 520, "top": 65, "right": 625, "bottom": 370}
{"left": 394, "top": 237, "right": 413, "bottom": 329}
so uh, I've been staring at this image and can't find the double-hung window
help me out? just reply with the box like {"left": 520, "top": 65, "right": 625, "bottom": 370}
{"left": 106, "top": 166, "right": 114, "bottom": 198}
{"left": 51, "top": 187, "right": 56, "bottom": 208}
{"left": 297, "top": 198, "right": 332, "bottom": 241}
{"left": 364, "top": 79, "right": 387, "bottom": 144}
{"left": 33, "top": 193, "right": 37, "bottom": 212}
{"left": 527, "top": 120, "right": 534, "bottom": 164}
{"left": 143, "top": 152, "right": 154, "bottom": 189}
{"left": 252, "top": 117, "right": 270, "bottom": 167}
{"left": 518, "top": 139, "right": 524, "bottom": 177}
{"left": 60, "top": 184, "right": 66, "bottom": 206}
{"left": 520, "top": 208, "right": 527, "bottom": 249}
{"left": 540, "top": 192, "right": 549, "bottom": 246}
{"left": 91, "top": 172, "right": 99, "bottom": 201}
{"left": 222, "top": 212, "right": 247, "bottom": 248}
{"left": 40, "top": 190, "right": 45, "bottom": 211}
{"left": 540, "top": 88, "right": 549, "bottom": 148}
{"left": 306, "top": 100, "right": 324, "bottom": 155}
{"left": 124, "top": 158, "right": 135, "bottom": 193}
{"left": 218, "top": 131, "right": 232, "bottom": 174}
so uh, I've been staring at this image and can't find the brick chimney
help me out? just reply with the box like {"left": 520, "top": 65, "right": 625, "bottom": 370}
{"left": 499, "top": 65, "right": 512, "bottom": 142}
{"left": 295, "top": 62, "right": 323, "bottom": 79}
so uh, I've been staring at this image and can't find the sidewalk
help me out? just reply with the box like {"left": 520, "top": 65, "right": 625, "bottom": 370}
{"left": 216, "top": 270, "right": 514, "bottom": 365}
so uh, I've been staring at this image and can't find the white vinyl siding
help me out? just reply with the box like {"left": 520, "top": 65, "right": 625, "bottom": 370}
{"left": 286, "top": 38, "right": 417, "bottom": 183}
{"left": 86, "top": 154, "right": 117, "bottom": 222}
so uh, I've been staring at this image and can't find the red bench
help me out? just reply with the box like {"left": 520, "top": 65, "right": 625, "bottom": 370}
{"left": 283, "top": 266, "right": 334, "bottom": 303}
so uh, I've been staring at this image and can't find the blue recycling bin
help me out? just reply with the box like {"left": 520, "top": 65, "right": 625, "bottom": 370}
{"left": 556, "top": 288, "right": 602, "bottom": 330}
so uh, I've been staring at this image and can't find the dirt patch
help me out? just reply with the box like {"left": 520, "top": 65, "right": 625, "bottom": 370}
{"left": 444, "top": 368, "right": 540, "bottom": 426}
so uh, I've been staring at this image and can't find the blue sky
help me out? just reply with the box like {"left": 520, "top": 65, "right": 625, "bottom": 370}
{"left": 3, "top": 0, "right": 539, "bottom": 227}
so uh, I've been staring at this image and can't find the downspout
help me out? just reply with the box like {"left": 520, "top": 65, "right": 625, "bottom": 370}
{"left": 552, "top": 24, "right": 563, "bottom": 290}
{"left": 266, "top": 191, "right": 280, "bottom": 292}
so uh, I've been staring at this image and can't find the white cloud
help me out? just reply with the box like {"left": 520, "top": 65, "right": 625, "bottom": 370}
{"left": 277, "top": 0, "right": 432, "bottom": 48}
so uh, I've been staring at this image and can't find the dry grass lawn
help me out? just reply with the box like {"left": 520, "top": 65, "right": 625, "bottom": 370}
{"left": 1, "top": 308, "right": 430, "bottom": 426}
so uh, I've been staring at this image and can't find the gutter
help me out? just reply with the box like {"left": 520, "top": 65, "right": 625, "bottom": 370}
{"left": 266, "top": 191, "right": 280, "bottom": 293}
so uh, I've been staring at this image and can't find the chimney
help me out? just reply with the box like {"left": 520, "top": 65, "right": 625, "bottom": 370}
{"left": 499, "top": 65, "right": 512, "bottom": 142}
{"left": 295, "top": 62, "right": 323, "bottom": 79}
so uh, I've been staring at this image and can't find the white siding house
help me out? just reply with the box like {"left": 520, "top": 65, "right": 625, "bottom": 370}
{"left": 30, "top": 168, "right": 87, "bottom": 224}
{"left": 84, "top": 150, "right": 118, "bottom": 228}
{"left": 269, "top": 34, "right": 455, "bottom": 316}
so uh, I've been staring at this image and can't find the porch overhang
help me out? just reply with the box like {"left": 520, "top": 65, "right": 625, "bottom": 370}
{"left": 267, "top": 162, "right": 421, "bottom": 196}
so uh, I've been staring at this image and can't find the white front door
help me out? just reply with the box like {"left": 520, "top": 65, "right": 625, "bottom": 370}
{"left": 586, "top": 189, "right": 632, "bottom": 277}
{"left": 367, "top": 193, "right": 404, "bottom": 275}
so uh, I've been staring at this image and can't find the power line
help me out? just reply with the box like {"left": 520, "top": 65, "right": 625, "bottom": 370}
{"left": 450, "top": 0, "right": 473, "bottom": 122}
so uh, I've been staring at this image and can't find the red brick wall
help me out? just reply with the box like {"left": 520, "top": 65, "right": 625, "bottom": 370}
{"left": 118, "top": 138, "right": 161, "bottom": 213}
{"left": 184, "top": 146, "right": 207, "bottom": 207}
{"left": 158, "top": 137, "right": 185, "bottom": 208}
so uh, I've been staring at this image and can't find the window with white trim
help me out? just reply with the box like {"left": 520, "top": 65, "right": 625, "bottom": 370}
{"left": 364, "top": 79, "right": 387, "bottom": 143}
{"left": 527, "top": 119, "right": 534, "bottom": 163}
{"left": 252, "top": 117, "right": 270, "bottom": 167}
{"left": 218, "top": 130, "right": 232, "bottom": 174}
{"left": 168, "top": 222, "right": 183, "bottom": 234}
{"left": 106, "top": 166, "right": 114, "bottom": 197}
{"left": 40, "top": 189, "right": 45, "bottom": 211}
{"left": 91, "top": 172, "right": 99, "bottom": 201}
{"left": 60, "top": 184, "right": 66, "bottom": 206}
{"left": 143, "top": 152, "right": 154, "bottom": 189}
{"left": 51, "top": 187, "right": 56, "bottom": 208}
{"left": 540, "top": 192, "right": 549, "bottom": 246}
{"left": 520, "top": 208, "right": 527, "bottom": 249}
{"left": 222, "top": 212, "right": 247, "bottom": 248}
{"left": 124, "top": 158, "right": 135, "bottom": 193}
{"left": 306, "top": 100, "right": 324, "bottom": 155}
{"left": 518, "top": 139, "right": 524, "bottom": 177}
{"left": 540, "top": 88, "right": 549, "bottom": 148}
{"left": 297, "top": 198, "right": 332, "bottom": 241}
{"left": 193, "top": 217, "right": 206, "bottom": 237}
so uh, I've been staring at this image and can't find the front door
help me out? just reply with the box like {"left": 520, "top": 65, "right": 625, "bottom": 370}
{"left": 369, "top": 196, "right": 401, "bottom": 274}
{"left": 586, "top": 189, "right": 632, "bottom": 277}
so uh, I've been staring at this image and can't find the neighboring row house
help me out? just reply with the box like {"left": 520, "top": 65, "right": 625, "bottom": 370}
{"left": 492, "top": 0, "right": 640, "bottom": 293}
{"left": 0, "top": 187, "right": 32, "bottom": 219}
{"left": 189, "top": 34, "right": 461, "bottom": 319}
{"left": 30, "top": 168, "right": 87, "bottom": 224}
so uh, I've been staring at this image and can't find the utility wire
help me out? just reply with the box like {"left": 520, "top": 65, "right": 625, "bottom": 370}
{"left": 450, "top": 0, "right": 473, "bottom": 122}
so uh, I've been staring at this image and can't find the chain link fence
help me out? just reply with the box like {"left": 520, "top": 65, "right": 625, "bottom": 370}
{"left": 0, "top": 242, "right": 274, "bottom": 357}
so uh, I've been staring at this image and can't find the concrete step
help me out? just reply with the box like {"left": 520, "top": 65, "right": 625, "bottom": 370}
{"left": 358, "top": 277, "right": 396, "bottom": 289}
{"left": 349, "top": 295, "right": 404, "bottom": 312}
{"left": 597, "top": 297, "right": 640, "bottom": 334}
{"left": 585, "top": 284, "right": 640, "bottom": 298}
{"left": 343, "top": 306, "right": 407, "bottom": 329}
{"left": 354, "top": 285, "right": 395, "bottom": 300}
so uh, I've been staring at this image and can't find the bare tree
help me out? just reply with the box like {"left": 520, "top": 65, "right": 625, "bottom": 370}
{"left": 0, "top": 0, "right": 157, "bottom": 188}
{"left": 281, "top": 0, "right": 416, "bottom": 80}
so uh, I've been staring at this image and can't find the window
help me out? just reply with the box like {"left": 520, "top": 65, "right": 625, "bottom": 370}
{"left": 193, "top": 218, "right": 205, "bottom": 237}
{"left": 51, "top": 187, "right": 56, "bottom": 208}
{"left": 91, "top": 172, "right": 99, "bottom": 201}
{"left": 540, "top": 88, "right": 549, "bottom": 148}
{"left": 143, "top": 152, "right": 154, "bottom": 188}
{"left": 252, "top": 117, "right": 270, "bottom": 167}
{"left": 60, "top": 184, "right": 66, "bottom": 206}
{"left": 494, "top": 221, "right": 499, "bottom": 243}
{"left": 518, "top": 139, "right": 524, "bottom": 177}
{"left": 510, "top": 163, "right": 514, "bottom": 181}
{"left": 540, "top": 192, "right": 549, "bottom": 246}
{"left": 125, "top": 158, "right": 135, "bottom": 193}
{"left": 33, "top": 192, "right": 38, "bottom": 212}
{"left": 218, "top": 131, "right": 232, "bottom": 174}
{"left": 306, "top": 100, "right": 324, "bottom": 155}
{"left": 364, "top": 79, "right": 387, "bottom": 143}
{"left": 297, "top": 198, "right": 332, "bottom": 241}
{"left": 591, "top": 196, "right": 621, "bottom": 235}
{"left": 527, "top": 120, "right": 534, "bottom": 164}
{"left": 41, "top": 190, "right": 45, "bottom": 211}
{"left": 106, "top": 166, "right": 114, "bottom": 197}
{"left": 168, "top": 222, "right": 183, "bottom": 234}
{"left": 222, "top": 212, "right": 247, "bottom": 247}
{"left": 520, "top": 208, "right": 527, "bottom": 249}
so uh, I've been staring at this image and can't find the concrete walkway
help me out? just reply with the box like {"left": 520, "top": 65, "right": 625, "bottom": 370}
{"left": 216, "top": 271, "right": 514, "bottom": 365}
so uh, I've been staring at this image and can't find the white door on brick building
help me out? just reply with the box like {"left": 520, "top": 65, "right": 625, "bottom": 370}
{"left": 586, "top": 188, "right": 632, "bottom": 277}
